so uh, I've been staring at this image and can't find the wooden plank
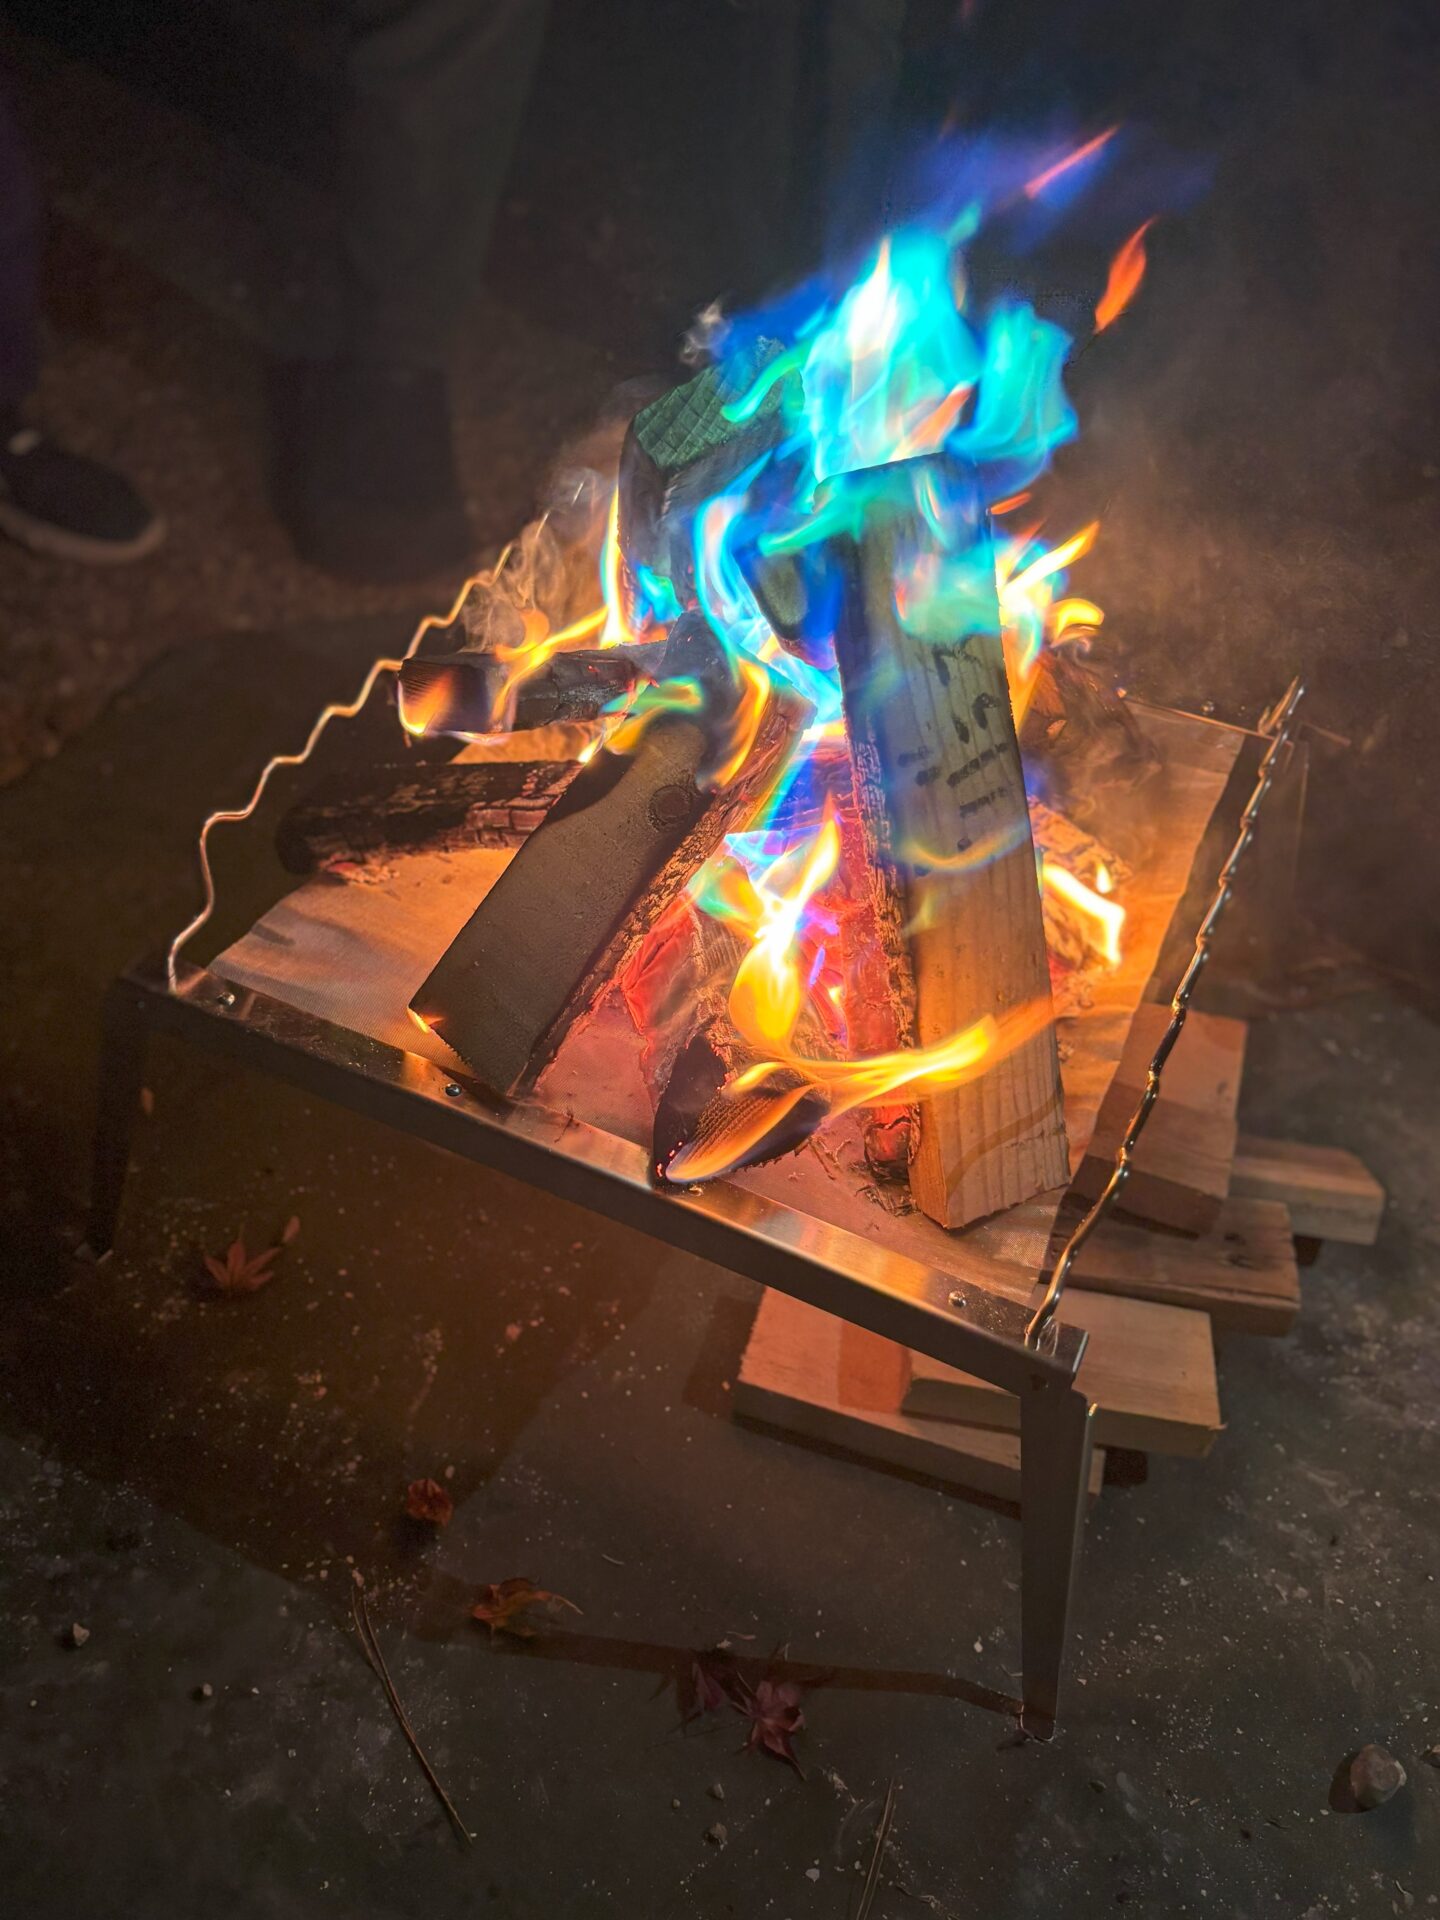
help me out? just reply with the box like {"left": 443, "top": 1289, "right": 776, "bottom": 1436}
{"left": 413, "top": 617, "right": 808, "bottom": 1097}
{"left": 1063, "top": 1196, "right": 1300, "bottom": 1335}
{"left": 1074, "top": 1005, "right": 1247, "bottom": 1233}
{"left": 831, "top": 479, "right": 1068, "bottom": 1230}
{"left": 903, "top": 1289, "right": 1222, "bottom": 1458}
{"left": 1231, "top": 1135, "right": 1384, "bottom": 1246}
{"left": 735, "top": 1290, "right": 1104, "bottom": 1505}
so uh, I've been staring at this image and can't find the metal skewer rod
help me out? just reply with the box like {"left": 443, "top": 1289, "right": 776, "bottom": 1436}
{"left": 1025, "top": 675, "right": 1307, "bottom": 1349}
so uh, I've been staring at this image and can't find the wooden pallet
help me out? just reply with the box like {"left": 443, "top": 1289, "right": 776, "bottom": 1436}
{"left": 735, "top": 1290, "right": 1106, "bottom": 1506}
{"left": 735, "top": 1007, "right": 1385, "bottom": 1489}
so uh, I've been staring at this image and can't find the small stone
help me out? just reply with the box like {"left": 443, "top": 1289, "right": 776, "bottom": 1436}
{"left": 670, "top": 1797, "right": 681, "bottom": 1811}
{"left": 708, "top": 1781, "right": 725, "bottom": 1801}
{"left": 66, "top": 1623, "right": 90, "bottom": 1648}
{"left": 194, "top": 1683, "right": 214, "bottom": 1701}
{"left": 704, "top": 1823, "right": 727, "bottom": 1848}
{"left": 1349, "top": 1743, "right": 1406, "bottom": 1810}
{"left": 805, "top": 1867, "right": 821, "bottom": 1882}
{"left": 1421, "top": 1746, "right": 1440, "bottom": 1771}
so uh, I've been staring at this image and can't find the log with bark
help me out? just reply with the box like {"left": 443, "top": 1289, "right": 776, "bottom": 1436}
{"left": 410, "top": 613, "right": 811, "bottom": 1098}
{"left": 275, "top": 759, "right": 579, "bottom": 872}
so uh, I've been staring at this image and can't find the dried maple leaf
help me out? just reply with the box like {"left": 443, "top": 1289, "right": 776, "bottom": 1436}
{"left": 470, "top": 1577, "right": 580, "bottom": 1639}
{"left": 200, "top": 1234, "right": 281, "bottom": 1295}
{"left": 737, "top": 1677, "right": 806, "bottom": 1774}
{"left": 681, "top": 1646, "right": 743, "bottom": 1723}
{"left": 404, "top": 1478, "right": 454, "bottom": 1528}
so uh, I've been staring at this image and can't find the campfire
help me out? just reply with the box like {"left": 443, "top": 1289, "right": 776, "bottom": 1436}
{"left": 389, "top": 202, "right": 1164, "bottom": 1236}
{"left": 107, "top": 136, "right": 1387, "bottom": 1737}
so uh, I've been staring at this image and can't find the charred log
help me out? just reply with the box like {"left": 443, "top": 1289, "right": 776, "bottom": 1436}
{"left": 275, "top": 760, "right": 578, "bottom": 872}
{"left": 397, "top": 648, "right": 649, "bottom": 738}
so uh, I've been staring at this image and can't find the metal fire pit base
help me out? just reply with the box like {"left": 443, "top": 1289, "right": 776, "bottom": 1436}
{"left": 86, "top": 953, "right": 1094, "bottom": 1738}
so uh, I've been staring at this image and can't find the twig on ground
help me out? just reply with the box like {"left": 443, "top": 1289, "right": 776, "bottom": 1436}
{"left": 350, "top": 1575, "right": 473, "bottom": 1846}
{"left": 855, "top": 1778, "right": 897, "bottom": 1920}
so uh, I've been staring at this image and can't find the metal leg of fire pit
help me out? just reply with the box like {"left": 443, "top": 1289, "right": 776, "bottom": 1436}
{"left": 1019, "top": 1377, "right": 1096, "bottom": 1738}
{"left": 86, "top": 954, "right": 1096, "bottom": 1729}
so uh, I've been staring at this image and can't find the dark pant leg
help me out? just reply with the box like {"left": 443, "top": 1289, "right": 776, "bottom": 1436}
{"left": 340, "top": 0, "right": 550, "bottom": 369}
{"left": 0, "top": 74, "right": 40, "bottom": 409}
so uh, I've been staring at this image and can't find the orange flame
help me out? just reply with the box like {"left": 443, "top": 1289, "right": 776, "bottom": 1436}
{"left": 1024, "top": 126, "right": 1120, "bottom": 200}
{"left": 707, "top": 656, "right": 774, "bottom": 790}
{"left": 1095, "top": 219, "right": 1155, "bottom": 333}
{"left": 1042, "top": 859, "right": 1125, "bottom": 966}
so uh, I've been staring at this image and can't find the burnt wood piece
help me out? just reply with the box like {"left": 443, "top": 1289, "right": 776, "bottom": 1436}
{"left": 1018, "top": 651, "right": 1162, "bottom": 829}
{"left": 275, "top": 760, "right": 578, "bottom": 872}
{"left": 617, "top": 344, "right": 794, "bottom": 610}
{"left": 830, "top": 463, "right": 1068, "bottom": 1231}
{"left": 398, "top": 648, "right": 648, "bottom": 738}
{"left": 411, "top": 618, "right": 810, "bottom": 1098}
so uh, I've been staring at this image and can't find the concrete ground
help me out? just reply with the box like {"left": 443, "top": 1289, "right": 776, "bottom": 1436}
{"left": 1, "top": 616, "right": 1438, "bottom": 1915}
{"left": 2, "top": 2, "right": 1439, "bottom": 1914}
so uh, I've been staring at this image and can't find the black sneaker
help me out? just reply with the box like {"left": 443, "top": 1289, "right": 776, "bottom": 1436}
{"left": 0, "top": 424, "right": 166, "bottom": 564}
{"left": 271, "top": 358, "right": 473, "bottom": 585}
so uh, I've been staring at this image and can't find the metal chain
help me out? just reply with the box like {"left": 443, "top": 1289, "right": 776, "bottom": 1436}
{"left": 1025, "top": 676, "right": 1307, "bottom": 1350}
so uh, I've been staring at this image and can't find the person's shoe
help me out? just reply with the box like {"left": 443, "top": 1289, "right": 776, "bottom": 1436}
{"left": 273, "top": 359, "right": 474, "bottom": 585}
{"left": 0, "top": 422, "right": 165, "bottom": 564}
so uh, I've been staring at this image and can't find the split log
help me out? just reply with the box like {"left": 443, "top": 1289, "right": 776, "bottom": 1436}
{"left": 903, "top": 1289, "right": 1223, "bottom": 1458}
{"left": 397, "top": 647, "right": 648, "bottom": 738}
{"left": 1074, "top": 1004, "right": 1245, "bottom": 1234}
{"left": 411, "top": 614, "right": 810, "bottom": 1098}
{"left": 1230, "top": 1135, "right": 1384, "bottom": 1245}
{"left": 275, "top": 760, "right": 577, "bottom": 872}
{"left": 735, "top": 1290, "right": 1106, "bottom": 1505}
{"left": 1058, "top": 1195, "right": 1301, "bottom": 1335}
{"left": 828, "top": 465, "right": 1068, "bottom": 1230}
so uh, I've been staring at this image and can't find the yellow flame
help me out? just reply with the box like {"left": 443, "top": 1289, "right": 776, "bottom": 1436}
{"left": 728, "top": 812, "right": 842, "bottom": 1049}
{"left": 600, "top": 488, "right": 629, "bottom": 644}
{"left": 398, "top": 670, "right": 457, "bottom": 738}
{"left": 996, "top": 521, "right": 1102, "bottom": 722}
{"left": 1043, "top": 860, "right": 1125, "bottom": 966}
{"left": 707, "top": 656, "right": 774, "bottom": 790}
{"left": 485, "top": 603, "right": 608, "bottom": 724}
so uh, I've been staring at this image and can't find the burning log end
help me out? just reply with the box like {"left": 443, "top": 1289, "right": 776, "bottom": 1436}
{"left": 398, "top": 648, "right": 647, "bottom": 738}
{"left": 652, "top": 1029, "right": 830, "bottom": 1187}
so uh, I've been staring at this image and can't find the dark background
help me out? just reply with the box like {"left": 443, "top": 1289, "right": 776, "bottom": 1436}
{"left": 1, "top": 0, "right": 1438, "bottom": 985}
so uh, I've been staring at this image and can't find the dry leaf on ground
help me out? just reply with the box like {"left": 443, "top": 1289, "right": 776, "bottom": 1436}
{"left": 471, "top": 1577, "right": 581, "bottom": 1638}
{"left": 404, "top": 1478, "right": 454, "bottom": 1528}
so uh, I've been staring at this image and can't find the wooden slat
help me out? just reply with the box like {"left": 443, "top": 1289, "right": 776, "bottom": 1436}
{"left": 1231, "top": 1135, "right": 1384, "bottom": 1246}
{"left": 1063, "top": 1197, "right": 1300, "bottom": 1335}
{"left": 1074, "top": 1005, "right": 1247, "bottom": 1233}
{"left": 832, "top": 492, "right": 1068, "bottom": 1230}
{"left": 735, "top": 1290, "right": 1104, "bottom": 1505}
{"left": 903, "top": 1289, "right": 1223, "bottom": 1458}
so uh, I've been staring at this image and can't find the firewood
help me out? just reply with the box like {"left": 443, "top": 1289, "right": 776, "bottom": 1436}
{"left": 411, "top": 614, "right": 810, "bottom": 1098}
{"left": 397, "top": 647, "right": 648, "bottom": 738}
{"left": 617, "top": 345, "right": 794, "bottom": 610}
{"left": 1074, "top": 1005, "right": 1245, "bottom": 1234}
{"left": 1019, "top": 650, "right": 1162, "bottom": 828}
{"left": 828, "top": 467, "right": 1068, "bottom": 1230}
{"left": 275, "top": 760, "right": 578, "bottom": 872}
